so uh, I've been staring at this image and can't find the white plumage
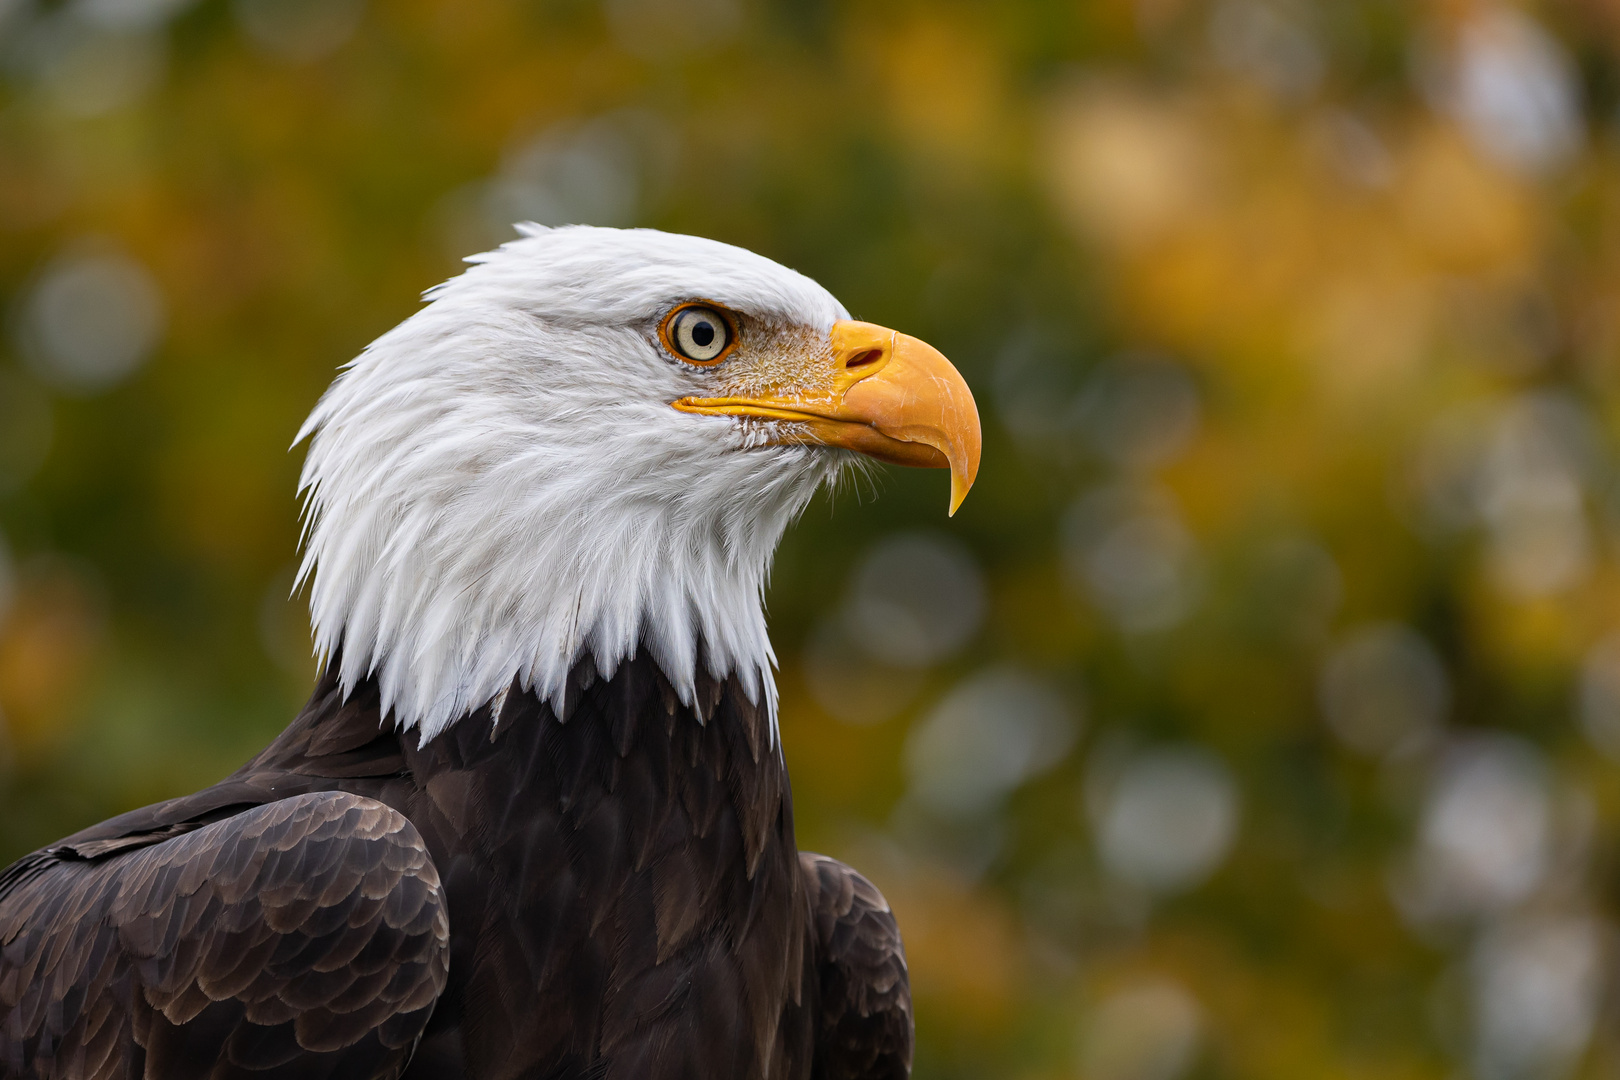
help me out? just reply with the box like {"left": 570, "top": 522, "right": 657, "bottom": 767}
{"left": 295, "top": 226, "right": 854, "bottom": 744}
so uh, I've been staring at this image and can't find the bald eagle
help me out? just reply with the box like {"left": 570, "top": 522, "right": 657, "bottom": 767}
{"left": 0, "top": 227, "right": 980, "bottom": 1080}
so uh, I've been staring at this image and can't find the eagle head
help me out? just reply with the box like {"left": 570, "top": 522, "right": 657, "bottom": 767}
{"left": 295, "top": 226, "right": 980, "bottom": 743}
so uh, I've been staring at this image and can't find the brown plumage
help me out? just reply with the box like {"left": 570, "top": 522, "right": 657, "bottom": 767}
{"left": 0, "top": 651, "right": 912, "bottom": 1079}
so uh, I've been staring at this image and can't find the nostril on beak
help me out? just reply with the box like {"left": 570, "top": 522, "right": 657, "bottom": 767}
{"left": 844, "top": 349, "right": 884, "bottom": 371}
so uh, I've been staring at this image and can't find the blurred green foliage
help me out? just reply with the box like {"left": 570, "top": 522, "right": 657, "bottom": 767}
{"left": 5, "top": 1, "right": 1620, "bottom": 1078}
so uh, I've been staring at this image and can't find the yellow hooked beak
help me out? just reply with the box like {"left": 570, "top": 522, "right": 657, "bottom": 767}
{"left": 672, "top": 321, "right": 982, "bottom": 515}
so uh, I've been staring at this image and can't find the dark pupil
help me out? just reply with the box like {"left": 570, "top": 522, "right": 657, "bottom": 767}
{"left": 691, "top": 320, "right": 715, "bottom": 348}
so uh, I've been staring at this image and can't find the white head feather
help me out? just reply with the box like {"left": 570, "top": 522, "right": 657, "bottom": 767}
{"left": 295, "top": 225, "right": 852, "bottom": 744}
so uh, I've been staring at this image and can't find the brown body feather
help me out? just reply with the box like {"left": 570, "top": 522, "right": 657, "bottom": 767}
{"left": 0, "top": 652, "right": 912, "bottom": 1080}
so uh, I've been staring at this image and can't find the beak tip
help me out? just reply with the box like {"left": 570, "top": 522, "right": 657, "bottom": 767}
{"left": 947, "top": 470, "right": 973, "bottom": 517}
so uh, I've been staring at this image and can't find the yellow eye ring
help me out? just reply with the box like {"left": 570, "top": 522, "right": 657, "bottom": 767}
{"left": 660, "top": 302, "right": 738, "bottom": 366}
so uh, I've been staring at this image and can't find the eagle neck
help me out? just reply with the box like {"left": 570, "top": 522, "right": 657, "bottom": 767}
{"left": 296, "top": 424, "right": 830, "bottom": 747}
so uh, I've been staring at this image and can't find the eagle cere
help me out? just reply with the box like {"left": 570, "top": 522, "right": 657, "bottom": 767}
{"left": 0, "top": 226, "right": 981, "bottom": 1080}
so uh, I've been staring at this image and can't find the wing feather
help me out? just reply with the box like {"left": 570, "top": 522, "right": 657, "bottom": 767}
{"left": 802, "top": 853, "right": 913, "bottom": 1080}
{"left": 0, "top": 791, "right": 449, "bottom": 1080}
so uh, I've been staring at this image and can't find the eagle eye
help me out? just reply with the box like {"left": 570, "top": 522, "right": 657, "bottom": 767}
{"left": 662, "top": 304, "right": 735, "bottom": 365}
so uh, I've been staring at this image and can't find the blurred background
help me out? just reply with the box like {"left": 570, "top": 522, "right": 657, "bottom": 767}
{"left": 2, "top": 0, "right": 1620, "bottom": 1076}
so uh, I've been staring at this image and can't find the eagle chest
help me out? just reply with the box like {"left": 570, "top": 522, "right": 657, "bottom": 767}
{"left": 386, "top": 657, "right": 816, "bottom": 1080}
